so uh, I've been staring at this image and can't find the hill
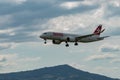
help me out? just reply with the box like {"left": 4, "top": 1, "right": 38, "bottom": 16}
{"left": 0, "top": 64, "right": 119, "bottom": 80}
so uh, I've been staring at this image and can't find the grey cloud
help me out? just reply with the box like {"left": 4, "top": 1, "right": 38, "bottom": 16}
{"left": 0, "top": 58, "right": 7, "bottom": 70}
{"left": 8, "top": 1, "right": 98, "bottom": 27}
{"left": 1, "top": 0, "right": 98, "bottom": 27}
{"left": 0, "top": 0, "right": 119, "bottom": 47}
{"left": 0, "top": 32, "right": 38, "bottom": 43}
{"left": 109, "top": 27, "right": 120, "bottom": 36}
{"left": 106, "top": 5, "right": 120, "bottom": 18}
{"left": 0, "top": 58, "right": 7, "bottom": 62}
{"left": 60, "top": 0, "right": 84, "bottom": 1}
{"left": 86, "top": 54, "right": 116, "bottom": 61}
{"left": 0, "top": 43, "right": 13, "bottom": 50}
{"left": 0, "top": 0, "right": 100, "bottom": 44}
{"left": 100, "top": 44, "right": 120, "bottom": 52}
{"left": 105, "top": 27, "right": 120, "bottom": 36}
{"left": 0, "top": 65, "right": 3, "bottom": 70}
{"left": 101, "top": 47, "right": 120, "bottom": 52}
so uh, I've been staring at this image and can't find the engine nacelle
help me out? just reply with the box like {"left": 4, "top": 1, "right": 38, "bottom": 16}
{"left": 52, "top": 40, "right": 61, "bottom": 44}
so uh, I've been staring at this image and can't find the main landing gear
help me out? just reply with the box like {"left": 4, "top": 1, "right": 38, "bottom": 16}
{"left": 74, "top": 42, "right": 78, "bottom": 46}
{"left": 65, "top": 42, "right": 78, "bottom": 47}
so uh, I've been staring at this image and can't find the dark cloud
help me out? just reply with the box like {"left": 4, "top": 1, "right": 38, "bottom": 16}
{"left": 5, "top": 1, "right": 98, "bottom": 27}
{"left": 0, "top": 0, "right": 100, "bottom": 44}
{"left": 0, "top": 0, "right": 119, "bottom": 47}
{"left": 106, "top": 5, "right": 120, "bottom": 18}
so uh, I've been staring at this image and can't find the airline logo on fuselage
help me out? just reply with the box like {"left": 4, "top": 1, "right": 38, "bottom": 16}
{"left": 53, "top": 32, "right": 63, "bottom": 36}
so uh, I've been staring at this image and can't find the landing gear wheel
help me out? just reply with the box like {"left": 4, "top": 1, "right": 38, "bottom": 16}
{"left": 66, "top": 44, "right": 69, "bottom": 47}
{"left": 74, "top": 42, "right": 78, "bottom": 46}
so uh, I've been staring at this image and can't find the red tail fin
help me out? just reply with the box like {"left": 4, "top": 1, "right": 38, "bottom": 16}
{"left": 94, "top": 25, "right": 102, "bottom": 35}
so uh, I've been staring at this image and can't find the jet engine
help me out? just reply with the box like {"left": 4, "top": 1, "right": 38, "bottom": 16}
{"left": 52, "top": 40, "right": 61, "bottom": 44}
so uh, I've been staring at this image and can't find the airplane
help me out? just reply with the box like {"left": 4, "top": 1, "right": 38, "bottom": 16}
{"left": 40, "top": 25, "right": 109, "bottom": 47}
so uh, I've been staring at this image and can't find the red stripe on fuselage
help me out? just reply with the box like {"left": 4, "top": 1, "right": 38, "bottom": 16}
{"left": 53, "top": 32, "right": 63, "bottom": 37}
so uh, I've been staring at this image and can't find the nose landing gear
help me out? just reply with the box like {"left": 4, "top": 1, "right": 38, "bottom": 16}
{"left": 44, "top": 39, "right": 47, "bottom": 44}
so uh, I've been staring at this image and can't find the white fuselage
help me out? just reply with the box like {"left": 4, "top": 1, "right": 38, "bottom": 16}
{"left": 40, "top": 32, "right": 103, "bottom": 43}
{"left": 40, "top": 25, "right": 109, "bottom": 47}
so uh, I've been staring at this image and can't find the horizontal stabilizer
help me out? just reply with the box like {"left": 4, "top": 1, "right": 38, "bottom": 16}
{"left": 100, "top": 29, "right": 105, "bottom": 33}
{"left": 102, "top": 36, "right": 110, "bottom": 38}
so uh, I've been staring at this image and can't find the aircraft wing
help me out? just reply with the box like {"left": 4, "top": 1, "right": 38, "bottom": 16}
{"left": 76, "top": 34, "right": 94, "bottom": 40}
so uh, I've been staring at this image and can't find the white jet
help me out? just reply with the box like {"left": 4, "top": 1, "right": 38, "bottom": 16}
{"left": 40, "top": 25, "right": 109, "bottom": 47}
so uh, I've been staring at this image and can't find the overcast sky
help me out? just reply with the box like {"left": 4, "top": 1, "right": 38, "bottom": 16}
{"left": 0, "top": 0, "right": 120, "bottom": 78}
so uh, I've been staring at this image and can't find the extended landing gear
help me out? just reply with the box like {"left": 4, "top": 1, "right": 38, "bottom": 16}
{"left": 44, "top": 39, "right": 47, "bottom": 44}
{"left": 66, "top": 43, "right": 69, "bottom": 47}
{"left": 65, "top": 41, "right": 78, "bottom": 47}
{"left": 74, "top": 42, "right": 78, "bottom": 46}
{"left": 65, "top": 41, "right": 69, "bottom": 47}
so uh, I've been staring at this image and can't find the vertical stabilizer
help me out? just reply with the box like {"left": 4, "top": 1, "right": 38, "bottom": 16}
{"left": 94, "top": 25, "right": 102, "bottom": 36}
